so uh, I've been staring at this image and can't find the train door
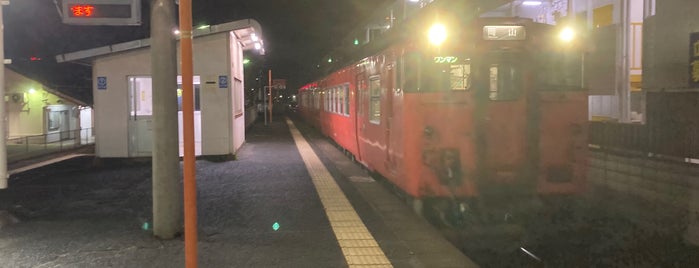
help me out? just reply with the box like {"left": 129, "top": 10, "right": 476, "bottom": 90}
{"left": 354, "top": 73, "right": 365, "bottom": 163}
{"left": 357, "top": 73, "right": 390, "bottom": 173}
{"left": 475, "top": 52, "right": 535, "bottom": 193}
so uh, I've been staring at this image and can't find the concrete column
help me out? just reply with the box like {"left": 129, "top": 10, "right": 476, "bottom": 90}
{"left": 151, "top": 0, "right": 182, "bottom": 239}
{"left": 0, "top": 2, "right": 8, "bottom": 189}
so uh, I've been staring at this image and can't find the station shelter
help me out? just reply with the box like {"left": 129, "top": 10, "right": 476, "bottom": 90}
{"left": 56, "top": 19, "right": 264, "bottom": 158}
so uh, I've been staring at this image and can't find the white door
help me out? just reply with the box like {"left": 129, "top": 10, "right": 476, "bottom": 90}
{"left": 128, "top": 77, "right": 153, "bottom": 157}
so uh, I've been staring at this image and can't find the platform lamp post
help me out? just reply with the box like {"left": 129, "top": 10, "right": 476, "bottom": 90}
{"left": 0, "top": 0, "right": 8, "bottom": 189}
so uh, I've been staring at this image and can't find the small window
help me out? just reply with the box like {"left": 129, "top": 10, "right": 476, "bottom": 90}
{"left": 369, "top": 77, "right": 381, "bottom": 124}
{"left": 488, "top": 63, "right": 521, "bottom": 101}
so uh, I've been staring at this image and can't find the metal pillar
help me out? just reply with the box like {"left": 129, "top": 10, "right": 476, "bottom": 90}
{"left": 0, "top": 1, "right": 8, "bottom": 189}
{"left": 617, "top": 0, "right": 631, "bottom": 122}
{"left": 150, "top": 0, "right": 182, "bottom": 239}
{"left": 178, "top": 0, "right": 199, "bottom": 266}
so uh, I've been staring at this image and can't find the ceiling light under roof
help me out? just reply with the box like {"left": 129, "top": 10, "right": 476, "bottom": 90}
{"left": 522, "top": 1, "right": 543, "bottom": 6}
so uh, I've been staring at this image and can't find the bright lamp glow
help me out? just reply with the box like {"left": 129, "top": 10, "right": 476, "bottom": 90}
{"left": 428, "top": 23, "right": 448, "bottom": 46}
{"left": 28, "top": 88, "right": 37, "bottom": 94}
{"left": 251, "top": 33, "right": 259, "bottom": 42}
{"left": 254, "top": 42, "right": 262, "bottom": 50}
{"left": 559, "top": 27, "right": 575, "bottom": 42}
{"left": 522, "top": 1, "right": 542, "bottom": 6}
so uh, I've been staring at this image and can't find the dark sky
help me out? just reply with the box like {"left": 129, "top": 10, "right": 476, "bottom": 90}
{"left": 3, "top": 0, "right": 392, "bottom": 100}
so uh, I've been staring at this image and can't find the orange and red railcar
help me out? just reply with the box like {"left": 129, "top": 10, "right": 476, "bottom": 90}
{"left": 299, "top": 12, "right": 587, "bottom": 224}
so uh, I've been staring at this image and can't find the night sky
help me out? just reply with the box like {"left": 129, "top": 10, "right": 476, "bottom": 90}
{"left": 3, "top": 0, "right": 392, "bottom": 102}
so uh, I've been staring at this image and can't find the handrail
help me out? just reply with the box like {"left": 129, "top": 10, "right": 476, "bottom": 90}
{"left": 6, "top": 128, "right": 94, "bottom": 163}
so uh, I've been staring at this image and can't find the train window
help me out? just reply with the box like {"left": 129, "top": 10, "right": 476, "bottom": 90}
{"left": 406, "top": 53, "right": 470, "bottom": 92}
{"left": 488, "top": 62, "right": 521, "bottom": 101}
{"left": 338, "top": 87, "right": 344, "bottom": 115}
{"left": 344, "top": 84, "right": 350, "bottom": 116}
{"left": 450, "top": 63, "right": 471, "bottom": 90}
{"left": 369, "top": 77, "right": 381, "bottom": 124}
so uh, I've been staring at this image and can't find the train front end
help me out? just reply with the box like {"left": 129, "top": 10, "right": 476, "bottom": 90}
{"left": 402, "top": 16, "right": 587, "bottom": 227}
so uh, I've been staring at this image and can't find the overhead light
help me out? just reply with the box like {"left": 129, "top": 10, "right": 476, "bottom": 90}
{"left": 197, "top": 24, "right": 210, "bottom": 30}
{"left": 173, "top": 29, "right": 181, "bottom": 35}
{"left": 254, "top": 42, "right": 262, "bottom": 50}
{"left": 251, "top": 33, "right": 259, "bottom": 42}
{"left": 522, "top": 1, "right": 542, "bottom": 6}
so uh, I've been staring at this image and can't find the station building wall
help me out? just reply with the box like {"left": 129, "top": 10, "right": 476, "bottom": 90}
{"left": 93, "top": 32, "right": 243, "bottom": 158}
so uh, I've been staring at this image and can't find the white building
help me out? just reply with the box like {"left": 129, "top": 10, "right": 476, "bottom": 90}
{"left": 4, "top": 67, "right": 91, "bottom": 144}
{"left": 56, "top": 19, "right": 264, "bottom": 158}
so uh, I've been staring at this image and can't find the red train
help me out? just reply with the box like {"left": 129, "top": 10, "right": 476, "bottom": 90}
{"left": 299, "top": 5, "right": 587, "bottom": 226}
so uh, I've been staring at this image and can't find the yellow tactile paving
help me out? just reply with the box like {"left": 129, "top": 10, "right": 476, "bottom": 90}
{"left": 286, "top": 118, "right": 393, "bottom": 268}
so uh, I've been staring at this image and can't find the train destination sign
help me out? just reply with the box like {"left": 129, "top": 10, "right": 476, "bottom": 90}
{"left": 62, "top": 0, "right": 141, "bottom": 26}
{"left": 482, "top": 25, "right": 526, "bottom": 41}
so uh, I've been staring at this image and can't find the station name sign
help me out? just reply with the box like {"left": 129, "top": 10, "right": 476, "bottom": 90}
{"left": 62, "top": 0, "right": 141, "bottom": 26}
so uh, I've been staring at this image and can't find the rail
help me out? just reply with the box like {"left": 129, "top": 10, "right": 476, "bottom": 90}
{"left": 6, "top": 128, "right": 94, "bottom": 163}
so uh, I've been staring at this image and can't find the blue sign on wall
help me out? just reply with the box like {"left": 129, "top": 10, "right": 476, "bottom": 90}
{"left": 218, "top": 75, "right": 228, "bottom": 89}
{"left": 97, "top": 76, "right": 107, "bottom": 90}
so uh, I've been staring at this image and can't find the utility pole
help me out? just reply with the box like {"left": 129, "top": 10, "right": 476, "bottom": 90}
{"left": 178, "top": 0, "right": 198, "bottom": 266}
{"left": 0, "top": 0, "right": 9, "bottom": 189}
{"left": 150, "top": 0, "right": 181, "bottom": 238}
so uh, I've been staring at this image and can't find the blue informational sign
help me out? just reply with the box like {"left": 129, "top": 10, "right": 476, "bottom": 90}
{"left": 218, "top": 75, "right": 228, "bottom": 89}
{"left": 97, "top": 76, "right": 107, "bottom": 90}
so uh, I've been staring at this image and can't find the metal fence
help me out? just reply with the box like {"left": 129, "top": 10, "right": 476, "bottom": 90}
{"left": 589, "top": 121, "right": 699, "bottom": 160}
{"left": 7, "top": 128, "right": 94, "bottom": 163}
{"left": 589, "top": 92, "right": 699, "bottom": 160}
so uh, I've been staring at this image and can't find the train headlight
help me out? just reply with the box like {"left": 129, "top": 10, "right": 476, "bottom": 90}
{"left": 558, "top": 27, "right": 576, "bottom": 43}
{"left": 428, "top": 23, "right": 448, "bottom": 46}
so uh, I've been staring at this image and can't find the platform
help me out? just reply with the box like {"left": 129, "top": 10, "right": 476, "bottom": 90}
{"left": 0, "top": 117, "right": 476, "bottom": 267}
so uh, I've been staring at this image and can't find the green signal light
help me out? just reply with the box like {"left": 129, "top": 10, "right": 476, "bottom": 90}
{"left": 243, "top": 58, "right": 251, "bottom": 65}
{"left": 354, "top": 39, "right": 359, "bottom": 45}
{"left": 272, "top": 222, "right": 280, "bottom": 231}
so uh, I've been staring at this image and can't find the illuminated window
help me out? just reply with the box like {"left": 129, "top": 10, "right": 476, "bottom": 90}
{"left": 176, "top": 85, "right": 201, "bottom": 111}
{"left": 450, "top": 64, "right": 471, "bottom": 90}
{"left": 48, "top": 111, "right": 63, "bottom": 131}
{"left": 369, "top": 77, "right": 381, "bottom": 124}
